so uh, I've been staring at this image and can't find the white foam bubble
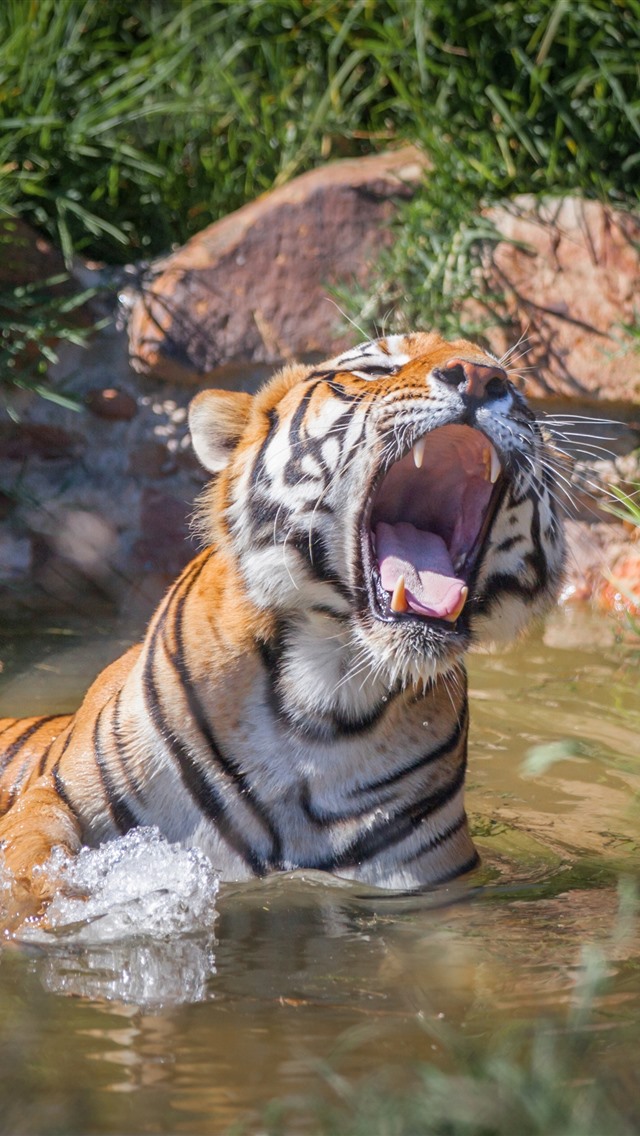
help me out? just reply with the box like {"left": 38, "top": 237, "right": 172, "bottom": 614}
{"left": 20, "top": 826, "right": 220, "bottom": 945}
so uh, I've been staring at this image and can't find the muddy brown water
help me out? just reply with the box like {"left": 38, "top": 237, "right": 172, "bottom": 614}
{"left": 0, "top": 605, "right": 639, "bottom": 1134}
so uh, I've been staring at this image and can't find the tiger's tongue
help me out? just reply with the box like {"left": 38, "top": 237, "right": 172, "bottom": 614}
{"left": 376, "top": 521, "right": 466, "bottom": 619}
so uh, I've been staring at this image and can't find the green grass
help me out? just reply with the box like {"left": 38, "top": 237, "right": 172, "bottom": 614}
{"left": 1, "top": 0, "right": 638, "bottom": 265}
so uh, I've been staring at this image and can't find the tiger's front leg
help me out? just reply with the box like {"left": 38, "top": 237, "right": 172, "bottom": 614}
{"left": 0, "top": 779, "right": 81, "bottom": 905}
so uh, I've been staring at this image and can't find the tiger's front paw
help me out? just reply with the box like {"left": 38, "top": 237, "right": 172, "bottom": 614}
{"left": 0, "top": 781, "right": 81, "bottom": 909}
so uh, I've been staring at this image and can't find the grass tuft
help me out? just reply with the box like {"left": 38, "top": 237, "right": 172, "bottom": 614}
{"left": 1, "top": 1, "right": 639, "bottom": 393}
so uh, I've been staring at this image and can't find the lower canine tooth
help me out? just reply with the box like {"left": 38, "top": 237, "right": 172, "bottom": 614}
{"left": 443, "top": 586, "right": 469, "bottom": 623}
{"left": 413, "top": 438, "right": 426, "bottom": 469}
{"left": 390, "top": 575, "right": 408, "bottom": 613}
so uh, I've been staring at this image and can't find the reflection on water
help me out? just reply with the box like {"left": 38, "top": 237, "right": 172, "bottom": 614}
{"left": 0, "top": 607, "right": 639, "bottom": 1133}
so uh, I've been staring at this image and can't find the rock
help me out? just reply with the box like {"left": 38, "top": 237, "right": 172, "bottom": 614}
{"left": 0, "top": 217, "right": 94, "bottom": 351}
{"left": 128, "top": 440, "right": 177, "bottom": 479}
{"left": 0, "top": 423, "right": 85, "bottom": 462}
{"left": 133, "top": 488, "right": 195, "bottom": 577}
{"left": 561, "top": 519, "right": 640, "bottom": 614}
{"left": 598, "top": 545, "right": 640, "bottom": 616}
{"left": 0, "top": 217, "right": 66, "bottom": 290}
{"left": 126, "top": 147, "right": 426, "bottom": 381}
{"left": 86, "top": 387, "right": 138, "bottom": 421}
{"left": 481, "top": 197, "right": 640, "bottom": 403}
{"left": 0, "top": 533, "right": 31, "bottom": 582}
{"left": 0, "top": 492, "right": 13, "bottom": 522}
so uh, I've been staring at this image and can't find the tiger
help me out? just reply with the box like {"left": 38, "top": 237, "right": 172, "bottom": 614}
{"left": 0, "top": 331, "right": 565, "bottom": 902}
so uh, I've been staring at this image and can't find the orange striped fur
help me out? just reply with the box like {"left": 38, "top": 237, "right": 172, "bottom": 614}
{"left": 0, "top": 333, "right": 565, "bottom": 900}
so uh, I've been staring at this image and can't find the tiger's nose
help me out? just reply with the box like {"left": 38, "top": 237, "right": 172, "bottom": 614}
{"left": 439, "top": 358, "right": 508, "bottom": 401}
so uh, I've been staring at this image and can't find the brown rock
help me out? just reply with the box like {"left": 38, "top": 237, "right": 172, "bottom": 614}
{"left": 0, "top": 216, "right": 94, "bottom": 328}
{"left": 598, "top": 550, "right": 640, "bottom": 616}
{"left": 86, "top": 387, "right": 137, "bottom": 421}
{"left": 0, "top": 492, "right": 13, "bottom": 521}
{"left": 128, "top": 440, "right": 177, "bottom": 479}
{"left": 133, "top": 488, "right": 194, "bottom": 576}
{"left": 0, "top": 533, "right": 31, "bottom": 582}
{"left": 0, "top": 217, "right": 65, "bottom": 290}
{"left": 561, "top": 518, "right": 640, "bottom": 613}
{"left": 480, "top": 197, "right": 640, "bottom": 402}
{"left": 127, "top": 147, "right": 426, "bottom": 381}
{"left": 0, "top": 423, "right": 85, "bottom": 461}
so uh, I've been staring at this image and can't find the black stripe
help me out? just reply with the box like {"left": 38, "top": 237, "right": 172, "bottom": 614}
{"left": 351, "top": 365, "right": 398, "bottom": 377}
{"left": 283, "top": 444, "right": 329, "bottom": 491}
{"left": 0, "top": 715, "right": 62, "bottom": 773}
{"left": 528, "top": 495, "right": 548, "bottom": 590}
{"left": 249, "top": 495, "right": 288, "bottom": 532}
{"left": 300, "top": 707, "right": 467, "bottom": 826}
{"left": 142, "top": 558, "right": 268, "bottom": 874}
{"left": 326, "top": 380, "right": 361, "bottom": 401}
{"left": 301, "top": 372, "right": 362, "bottom": 402}
{"left": 507, "top": 483, "right": 529, "bottom": 508}
{"left": 5, "top": 752, "right": 38, "bottom": 811}
{"left": 164, "top": 572, "right": 282, "bottom": 859}
{"left": 51, "top": 764, "right": 80, "bottom": 821}
{"left": 248, "top": 408, "right": 279, "bottom": 495}
{"left": 281, "top": 382, "right": 338, "bottom": 489}
{"left": 398, "top": 811, "right": 469, "bottom": 868}
{"left": 292, "top": 530, "right": 353, "bottom": 604}
{"left": 430, "top": 847, "right": 480, "bottom": 884}
{"left": 312, "top": 758, "right": 468, "bottom": 872}
{"left": 340, "top": 419, "right": 367, "bottom": 471}
{"left": 49, "top": 722, "right": 75, "bottom": 779}
{"left": 347, "top": 705, "right": 468, "bottom": 797}
{"left": 309, "top": 604, "right": 350, "bottom": 622}
{"left": 111, "top": 690, "right": 145, "bottom": 804}
{"left": 299, "top": 778, "right": 396, "bottom": 826}
{"left": 284, "top": 395, "right": 353, "bottom": 492}
{"left": 495, "top": 534, "right": 525, "bottom": 554}
{"left": 475, "top": 496, "right": 548, "bottom": 617}
{"left": 475, "top": 572, "right": 538, "bottom": 611}
{"left": 38, "top": 717, "right": 73, "bottom": 776}
{"left": 93, "top": 704, "right": 138, "bottom": 835}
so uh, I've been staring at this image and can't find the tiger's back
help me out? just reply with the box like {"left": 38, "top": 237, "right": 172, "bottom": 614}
{"left": 0, "top": 331, "right": 565, "bottom": 899}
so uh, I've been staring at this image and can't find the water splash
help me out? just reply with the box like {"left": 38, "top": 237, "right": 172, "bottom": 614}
{"left": 8, "top": 828, "right": 220, "bottom": 1007}
{"left": 21, "top": 826, "right": 219, "bottom": 944}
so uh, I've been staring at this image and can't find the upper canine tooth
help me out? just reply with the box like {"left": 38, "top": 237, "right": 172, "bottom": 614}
{"left": 490, "top": 445, "right": 501, "bottom": 484}
{"left": 390, "top": 575, "right": 408, "bottom": 613}
{"left": 413, "top": 438, "right": 426, "bottom": 469}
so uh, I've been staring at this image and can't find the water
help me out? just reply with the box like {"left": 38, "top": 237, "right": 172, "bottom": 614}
{"left": 0, "top": 607, "right": 639, "bottom": 1134}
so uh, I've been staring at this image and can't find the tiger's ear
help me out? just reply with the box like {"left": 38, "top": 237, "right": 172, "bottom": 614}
{"left": 189, "top": 389, "right": 253, "bottom": 473}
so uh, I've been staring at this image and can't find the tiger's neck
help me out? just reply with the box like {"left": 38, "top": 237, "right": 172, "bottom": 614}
{"left": 259, "top": 606, "right": 463, "bottom": 735}
{"left": 258, "top": 609, "right": 398, "bottom": 741}
{"left": 129, "top": 552, "right": 478, "bottom": 888}
{"left": 250, "top": 607, "right": 478, "bottom": 889}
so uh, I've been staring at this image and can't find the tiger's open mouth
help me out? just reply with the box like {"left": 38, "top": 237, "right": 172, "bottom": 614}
{"left": 362, "top": 425, "right": 505, "bottom": 625}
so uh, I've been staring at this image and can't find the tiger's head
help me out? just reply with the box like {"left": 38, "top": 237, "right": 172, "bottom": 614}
{"left": 190, "top": 332, "right": 565, "bottom": 687}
